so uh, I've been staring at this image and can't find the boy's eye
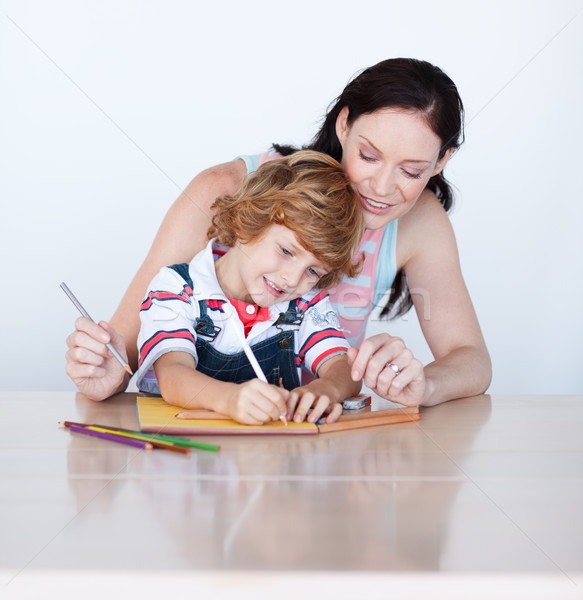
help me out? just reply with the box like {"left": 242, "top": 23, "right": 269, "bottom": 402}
{"left": 307, "top": 267, "right": 319, "bottom": 277}
{"left": 281, "top": 247, "right": 292, "bottom": 256}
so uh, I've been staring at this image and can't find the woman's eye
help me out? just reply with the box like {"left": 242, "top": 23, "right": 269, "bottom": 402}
{"left": 403, "top": 169, "right": 422, "bottom": 180}
{"left": 359, "top": 151, "right": 376, "bottom": 162}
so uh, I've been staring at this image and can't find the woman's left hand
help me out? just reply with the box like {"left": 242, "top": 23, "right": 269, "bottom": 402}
{"left": 347, "top": 333, "right": 425, "bottom": 407}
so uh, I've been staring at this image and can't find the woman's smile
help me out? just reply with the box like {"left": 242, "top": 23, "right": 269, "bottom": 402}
{"left": 358, "top": 192, "right": 396, "bottom": 213}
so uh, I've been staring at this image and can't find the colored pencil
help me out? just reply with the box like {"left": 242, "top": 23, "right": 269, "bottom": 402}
{"left": 60, "top": 421, "right": 219, "bottom": 452}
{"left": 143, "top": 432, "right": 219, "bottom": 452}
{"left": 60, "top": 282, "right": 133, "bottom": 376}
{"left": 175, "top": 409, "right": 231, "bottom": 420}
{"left": 317, "top": 410, "right": 420, "bottom": 433}
{"left": 86, "top": 425, "right": 190, "bottom": 454}
{"left": 68, "top": 424, "right": 153, "bottom": 449}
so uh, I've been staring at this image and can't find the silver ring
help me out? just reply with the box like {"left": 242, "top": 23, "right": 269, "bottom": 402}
{"left": 386, "top": 362, "right": 400, "bottom": 375}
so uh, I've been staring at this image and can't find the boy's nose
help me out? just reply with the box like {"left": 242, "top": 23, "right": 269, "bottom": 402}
{"left": 281, "top": 268, "right": 302, "bottom": 289}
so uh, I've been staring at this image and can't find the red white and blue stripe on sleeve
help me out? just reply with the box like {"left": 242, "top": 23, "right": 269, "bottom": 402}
{"left": 296, "top": 293, "right": 349, "bottom": 375}
{"left": 138, "top": 328, "right": 196, "bottom": 369}
{"left": 295, "top": 290, "right": 328, "bottom": 312}
{"left": 139, "top": 283, "right": 193, "bottom": 312}
{"left": 298, "top": 328, "right": 348, "bottom": 375}
{"left": 137, "top": 269, "right": 198, "bottom": 371}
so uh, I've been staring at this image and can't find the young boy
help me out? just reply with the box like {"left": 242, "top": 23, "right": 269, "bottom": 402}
{"left": 135, "top": 151, "right": 364, "bottom": 425}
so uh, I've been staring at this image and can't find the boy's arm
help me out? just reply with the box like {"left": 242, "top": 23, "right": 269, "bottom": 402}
{"left": 154, "top": 351, "right": 288, "bottom": 425}
{"left": 287, "top": 354, "right": 362, "bottom": 424}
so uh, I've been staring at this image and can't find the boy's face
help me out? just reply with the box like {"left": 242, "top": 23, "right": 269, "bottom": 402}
{"left": 234, "top": 224, "right": 331, "bottom": 307}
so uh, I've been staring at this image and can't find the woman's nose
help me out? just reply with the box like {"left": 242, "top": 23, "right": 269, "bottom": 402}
{"left": 371, "top": 168, "right": 396, "bottom": 199}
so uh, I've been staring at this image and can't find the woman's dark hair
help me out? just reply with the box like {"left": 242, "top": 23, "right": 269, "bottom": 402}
{"left": 273, "top": 57, "right": 465, "bottom": 318}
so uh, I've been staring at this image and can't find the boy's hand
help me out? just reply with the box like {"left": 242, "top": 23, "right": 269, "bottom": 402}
{"left": 228, "top": 379, "right": 289, "bottom": 425}
{"left": 287, "top": 379, "right": 343, "bottom": 425}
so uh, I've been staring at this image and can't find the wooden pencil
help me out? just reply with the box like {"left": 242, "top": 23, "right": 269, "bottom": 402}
{"left": 60, "top": 420, "right": 188, "bottom": 453}
{"left": 317, "top": 411, "right": 420, "bottom": 433}
{"left": 335, "top": 406, "right": 418, "bottom": 422}
{"left": 67, "top": 424, "right": 153, "bottom": 449}
{"left": 61, "top": 421, "right": 187, "bottom": 452}
{"left": 60, "top": 421, "right": 218, "bottom": 452}
{"left": 175, "top": 409, "right": 231, "bottom": 420}
{"left": 85, "top": 425, "right": 190, "bottom": 454}
{"left": 92, "top": 422, "right": 220, "bottom": 452}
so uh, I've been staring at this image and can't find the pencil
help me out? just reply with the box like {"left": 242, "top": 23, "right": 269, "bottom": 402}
{"left": 143, "top": 432, "right": 220, "bottom": 452}
{"left": 230, "top": 307, "right": 287, "bottom": 426}
{"left": 67, "top": 423, "right": 153, "bottom": 449}
{"left": 60, "top": 282, "right": 133, "bottom": 376}
{"left": 60, "top": 421, "right": 219, "bottom": 452}
{"left": 85, "top": 425, "right": 190, "bottom": 454}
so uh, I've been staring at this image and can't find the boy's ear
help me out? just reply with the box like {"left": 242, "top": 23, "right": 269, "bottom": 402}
{"left": 432, "top": 148, "right": 454, "bottom": 176}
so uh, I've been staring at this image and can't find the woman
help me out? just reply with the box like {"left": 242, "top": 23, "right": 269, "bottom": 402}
{"left": 65, "top": 58, "right": 491, "bottom": 407}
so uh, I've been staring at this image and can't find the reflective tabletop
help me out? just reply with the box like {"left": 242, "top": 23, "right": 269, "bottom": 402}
{"left": 1, "top": 392, "right": 581, "bottom": 598}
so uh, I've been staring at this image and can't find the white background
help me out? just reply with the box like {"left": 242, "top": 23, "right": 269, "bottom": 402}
{"left": 1, "top": 0, "right": 581, "bottom": 394}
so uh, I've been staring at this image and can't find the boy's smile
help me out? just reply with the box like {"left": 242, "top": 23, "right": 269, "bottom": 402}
{"left": 215, "top": 224, "right": 331, "bottom": 308}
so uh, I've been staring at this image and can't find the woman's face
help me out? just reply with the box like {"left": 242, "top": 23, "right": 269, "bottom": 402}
{"left": 336, "top": 106, "right": 452, "bottom": 230}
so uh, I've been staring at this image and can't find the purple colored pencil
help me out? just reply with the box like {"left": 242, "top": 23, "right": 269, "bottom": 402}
{"left": 69, "top": 424, "right": 153, "bottom": 449}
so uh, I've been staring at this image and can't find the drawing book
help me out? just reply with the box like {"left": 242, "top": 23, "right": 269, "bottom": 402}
{"left": 136, "top": 395, "right": 419, "bottom": 436}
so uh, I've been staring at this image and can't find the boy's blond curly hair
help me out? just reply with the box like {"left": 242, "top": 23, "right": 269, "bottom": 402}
{"left": 207, "top": 150, "right": 364, "bottom": 290}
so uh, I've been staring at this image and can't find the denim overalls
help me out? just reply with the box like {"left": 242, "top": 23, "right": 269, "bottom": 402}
{"left": 169, "top": 263, "right": 302, "bottom": 391}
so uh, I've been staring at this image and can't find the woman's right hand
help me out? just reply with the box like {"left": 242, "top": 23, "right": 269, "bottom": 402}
{"left": 65, "top": 317, "right": 130, "bottom": 401}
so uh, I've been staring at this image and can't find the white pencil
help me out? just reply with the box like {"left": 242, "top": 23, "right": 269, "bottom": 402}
{"left": 230, "top": 307, "right": 287, "bottom": 426}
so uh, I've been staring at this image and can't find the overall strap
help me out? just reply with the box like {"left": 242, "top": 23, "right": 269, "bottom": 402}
{"left": 194, "top": 299, "right": 221, "bottom": 342}
{"left": 167, "top": 262, "right": 193, "bottom": 288}
{"left": 166, "top": 263, "right": 222, "bottom": 341}
{"left": 274, "top": 299, "right": 304, "bottom": 329}
{"left": 272, "top": 299, "right": 303, "bottom": 351}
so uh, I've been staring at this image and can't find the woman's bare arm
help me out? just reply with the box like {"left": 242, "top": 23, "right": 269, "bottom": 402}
{"left": 65, "top": 159, "right": 247, "bottom": 399}
{"left": 111, "top": 160, "right": 247, "bottom": 369}
{"left": 398, "top": 190, "right": 492, "bottom": 405}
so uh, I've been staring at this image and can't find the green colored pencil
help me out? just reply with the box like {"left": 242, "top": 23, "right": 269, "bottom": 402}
{"left": 143, "top": 432, "right": 219, "bottom": 451}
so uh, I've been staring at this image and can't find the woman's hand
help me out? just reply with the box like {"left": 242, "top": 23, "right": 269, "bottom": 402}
{"left": 347, "top": 334, "right": 426, "bottom": 407}
{"left": 65, "top": 317, "right": 130, "bottom": 401}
